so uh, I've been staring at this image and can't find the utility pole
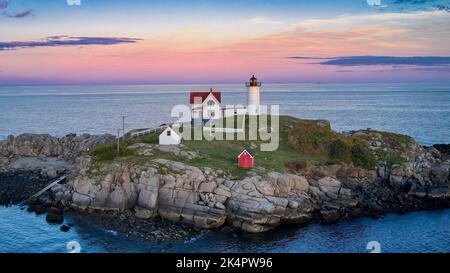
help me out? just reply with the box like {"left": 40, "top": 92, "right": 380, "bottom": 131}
{"left": 121, "top": 116, "right": 126, "bottom": 139}
{"left": 117, "top": 129, "right": 121, "bottom": 155}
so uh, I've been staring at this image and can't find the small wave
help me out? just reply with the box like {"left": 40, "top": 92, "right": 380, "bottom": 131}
{"left": 104, "top": 229, "right": 118, "bottom": 236}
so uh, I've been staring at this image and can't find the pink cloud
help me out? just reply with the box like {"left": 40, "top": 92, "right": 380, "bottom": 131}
{"left": 1, "top": 11, "right": 450, "bottom": 84}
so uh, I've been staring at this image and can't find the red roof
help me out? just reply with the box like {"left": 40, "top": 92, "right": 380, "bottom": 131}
{"left": 190, "top": 91, "right": 221, "bottom": 104}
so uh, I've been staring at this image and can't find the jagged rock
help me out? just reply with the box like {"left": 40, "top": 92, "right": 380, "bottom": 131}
{"left": 214, "top": 185, "right": 231, "bottom": 198}
{"left": 5, "top": 130, "right": 446, "bottom": 233}
{"left": 107, "top": 186, "right": 128, "bottom": 209}
{"left": 134, "top": 206, "right": 155, "bottom": 219}
{"left": 199, "top": 181, "right": 217, "bottom": 193}
{"left": 43, "top": 167, "right": 58, "bottom": 179}
{"left": 224, "top": 174, "right": 316, "bottom": 232}
{"left": 320, "top": 209, "right": 341, "bottom": 224}
{"left": 73, "top": 176, "right": 94, "bottom": 195}
{"left": 241, "top": 223, "right": 271, "bottom": 233}
{"left": 268, "top": 172, "right": 309, "bottom": 194}
{"left": 60, "top": 148, "right": 449, "bottom": 233}
{"left": 34, "top": 205, "right": 47, "bottom": 215}
{"left": 389, "top": 164, "right": 414, "bottom": 186}
{"left": 309, "top": 186, "right": 325, "bottom": 202}
{"left": 46, "top": 212, "right": 64, "bottom": 224}
{"left": 0, "top": 133, "right": 114, "bottom": 162}
{"left": 215, "top": 202, "right": 226, "bottom": 210}
{"left": 427, "top": 147, "right": 441, "bottom": 158}
{"left": 137, "top": 189, "right": 158, "bottom": 210}
{"left": 254, "top": 180, "right": 276, "bottom": 196}
{"left": 431, "top": 162, "right": 449, "bottom": 184}
{"left": 318, "top": 177, "right": 341, "bottom": 195}
{"left": 288, "top": 200, "right": 299, "bottom": 209}
{"left": 0, "top": 156, "right": 9, "bottom": 167}
{"left": 76, "top": 156, "right": 92, "bottom": 175}
{"left": 72, "top": 192, "right": 91, "bottom": 208}
{"left": 60, "top": 225, "right": 71, "bottom": 232}
{"left": 46, "top": 207, "right": 64, "bottom": 223}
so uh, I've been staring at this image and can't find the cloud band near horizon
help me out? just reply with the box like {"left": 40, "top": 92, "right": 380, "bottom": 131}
{"left": 0, "top": 36, "right": 142, "bottom": 51}
{"left": 2, "top": 9, "right": 33, "bottom": 18}
{"left": 289, "top": 56, "right": 450, "bottom": 66}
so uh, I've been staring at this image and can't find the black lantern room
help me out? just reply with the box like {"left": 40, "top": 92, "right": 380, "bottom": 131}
{"left": 246, "top": 75, "right": 261, "bottom": 87}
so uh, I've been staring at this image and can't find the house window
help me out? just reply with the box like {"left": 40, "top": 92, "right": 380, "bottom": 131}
{"left": 167, "top": 130, "right": 171, "bottom": 136}
{"left": 207, "top": 100, "right": 215, "bottom": 106}
{"left": 211, "top": 111, "right": 215, "bottom": 117}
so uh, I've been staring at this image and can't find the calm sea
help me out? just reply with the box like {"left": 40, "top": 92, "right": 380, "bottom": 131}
{"left": 0, "top": 83, "right": 449, "bottom": 253}
{"left": 0, "top": 83, "right": 449, "bottom": 145}
{"left": 0, "top": 206, "right": 448, "bottom": 253}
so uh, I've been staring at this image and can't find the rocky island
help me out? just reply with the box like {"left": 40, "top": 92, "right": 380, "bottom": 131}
{"left": 0, "top": 116, "right": 449, "bottom": 234}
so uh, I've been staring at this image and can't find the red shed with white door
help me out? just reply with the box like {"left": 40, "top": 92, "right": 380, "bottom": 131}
{"left": 237, "top": 149, "right": 254, "bottom": 169}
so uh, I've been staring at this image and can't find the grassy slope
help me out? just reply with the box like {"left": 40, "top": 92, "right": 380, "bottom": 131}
{"left": 182, "top": 118, "right": 328, "bottom": 177}
{"left": 90, "top": 115, "right": 415, "bottom": 178}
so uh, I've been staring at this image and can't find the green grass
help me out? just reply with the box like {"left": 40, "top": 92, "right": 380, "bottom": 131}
{"left": 174, "top": 115, "right": 328, "bottom": 178}
{"left": 89, "top": 115, "right": 415, "bottom": 177}
{"left": 374, "top": 149, "right": 407, "bottom": 167}
{"left": 90, "top": 140, "right": 136, "bottom": 162}
{"left": 139, "top": 132, "right": 160, "bottom": 144}
{"left": 355, "top": 129, "right": 414, "bottom": 147}
{"left": 183, "top": 138, "right": 326, "bottom": 179}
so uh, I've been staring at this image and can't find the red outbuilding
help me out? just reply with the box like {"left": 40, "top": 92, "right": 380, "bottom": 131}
{"left": 237, "top": 149, "right": 254, "bottom": 169}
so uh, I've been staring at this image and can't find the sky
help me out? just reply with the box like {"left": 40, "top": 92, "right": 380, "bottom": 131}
{"left": 1, "top": 0, "right": 450, "bottom": 84}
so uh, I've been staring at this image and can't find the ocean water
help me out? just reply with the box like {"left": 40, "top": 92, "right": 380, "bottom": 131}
{"left": 0, "top": 83, "right": 449, "bottom": 145}
{"left": 0, "top": 206, "right": 448, "bottom": 253}
{"left": 0, "top": 83, "right": 449, "bottom": 253}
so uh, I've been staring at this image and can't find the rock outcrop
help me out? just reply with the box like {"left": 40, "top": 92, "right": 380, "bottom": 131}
{"left": 1, "top": 132, "right": 449, "bottom": 233}
{"left": 0, "top": 133, "right": 114, "bottom": 175}
{"left": 51, "top": 142, "right": 449, "bottom": 232}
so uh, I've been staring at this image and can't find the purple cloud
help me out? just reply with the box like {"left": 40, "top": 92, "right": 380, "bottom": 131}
{"left": 3, "top": 9, "right": 33, "bottom": 18}
{"left": 385, "top": 0, "right": 450, "bottom": 12}
{"left": 0, "top": 36, "right": 142, "bottom": 51}
{"left": 335, "top": 70, "right": 355, "bottom": 73}
{"left": 0, "top": 1, "right": 9, "bottom": 9}
{"left": 289, "top": 56, "right": 450, "bottom": 66}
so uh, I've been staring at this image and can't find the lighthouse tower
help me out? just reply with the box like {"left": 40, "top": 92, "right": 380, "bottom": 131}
{"left": 246, "top": 75, "right": 261, "bottom": 115}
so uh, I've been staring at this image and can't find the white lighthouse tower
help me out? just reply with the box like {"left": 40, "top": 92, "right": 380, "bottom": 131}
{"left": 246, "top": 75, "right": 261, "bottom": 115}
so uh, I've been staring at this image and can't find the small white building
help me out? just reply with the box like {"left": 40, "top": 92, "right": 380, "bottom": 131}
{"left": 159, "top": 126, "right": 181, "bottom": 145}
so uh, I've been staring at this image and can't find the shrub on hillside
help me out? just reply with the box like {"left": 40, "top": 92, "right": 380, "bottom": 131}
{"left": 287, "top": 120, "right": 335, "bottom": 156}
{"left": 351, "top": 143, "right": 376, "bottom": 169}
{"left": 329, "top": 139, "right": 352, "bottom": 163}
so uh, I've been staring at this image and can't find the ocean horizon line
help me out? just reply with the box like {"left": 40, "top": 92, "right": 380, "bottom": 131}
{"left": 1, "top": 81, "right": 450, "bottom": 88}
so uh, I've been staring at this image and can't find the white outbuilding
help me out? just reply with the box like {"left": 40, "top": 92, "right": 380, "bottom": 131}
{"left": 159, "top": 126, "right": 181, "bottom": 145}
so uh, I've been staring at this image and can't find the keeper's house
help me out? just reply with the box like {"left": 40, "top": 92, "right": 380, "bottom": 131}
{"left": 190, "top": 89, "right": 221, "bottom": 125}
